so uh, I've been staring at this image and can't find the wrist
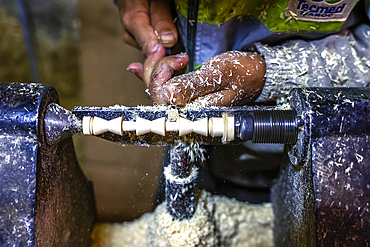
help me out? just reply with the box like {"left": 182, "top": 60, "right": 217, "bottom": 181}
{"left": 254, "top": 42, "right": 308, "bottom": 103}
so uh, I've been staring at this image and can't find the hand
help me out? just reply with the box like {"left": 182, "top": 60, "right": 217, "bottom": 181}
{"left": 128, "top": 43, "right": 189, "bottom": 89}
{"left": 149, "top": 51, "right": 266, "bottom": 106}
{"left": 117, "top": 0, "right": 177, "bottom": 56}
{"left": 118, "top": 0, "right": 179, "bottom": 86}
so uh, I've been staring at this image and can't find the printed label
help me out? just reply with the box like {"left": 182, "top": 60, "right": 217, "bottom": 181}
{"left": 285, "top": 0, "right": 357, "bottom": 22}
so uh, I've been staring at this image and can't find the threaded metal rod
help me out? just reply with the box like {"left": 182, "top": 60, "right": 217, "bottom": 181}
{"left": 240, "top": 110, "right": 298, "bottom": 144}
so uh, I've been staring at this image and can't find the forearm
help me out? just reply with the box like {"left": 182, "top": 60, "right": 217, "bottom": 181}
{"left": 255, "top": 24, "right": 370, "bottom": 103}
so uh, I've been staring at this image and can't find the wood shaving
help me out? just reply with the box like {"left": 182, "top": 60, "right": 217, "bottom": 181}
{"left": 92, "top": 191, "right": 273, "bottom": 247}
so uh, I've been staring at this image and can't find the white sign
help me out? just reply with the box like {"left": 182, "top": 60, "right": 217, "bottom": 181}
{"left": 286, "top": 0, "right": 357, "bottom": 22}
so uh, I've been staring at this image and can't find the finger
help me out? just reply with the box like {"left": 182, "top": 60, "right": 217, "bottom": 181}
{"left": 143, "top": 43, "right": 167, "bottom": 86}
{"left": 160, "top": 52, "right": 266, "bottom": 105}
{"left": 127, "top": 62, "right": 144, "bottom": 80}
{"left": 123, "top": 30, "right": 140, "bottom": 49}
{"left": 160, "top": 69, "right": 228, "bottom": 105}
{"left": 147, "top": 52, "right": 189, "bottom": 104}
{"left": 162, "top": 70, "right": 263, "bottom": 106}
{"left": 150, "top": 0, "right": 178, "bottom": 47}
{"left": 192, "top": 88, "right": 250, "bottom": 107}
{"left": 118, "top": 0, "right": 159, "bottom": 56}
{"left": 151, "top": 52, "right": 189, "bottom": 76}
{"left": 143, "top": 45, "right": 189, "bottom": 85}
{"left": 149, "top": 63, "right": 173, "bottom": 105}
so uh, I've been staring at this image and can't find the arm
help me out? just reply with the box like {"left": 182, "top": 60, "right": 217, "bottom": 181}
{"left": 255, "top": 24, "right": 370, "bottom": 103}
{"left": 147, "top": 25, "right": 370, "bottom": 106}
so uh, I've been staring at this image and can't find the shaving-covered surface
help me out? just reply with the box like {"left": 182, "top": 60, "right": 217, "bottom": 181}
{"left": 92, "top": 214, "right": 152, "bottom": 247}
{"left": 92, "top": 191, "right": 273, "bottom": 247}
{"left": 149, "top": 191, "right": 217, "bottom": 247}
{"left": 256, "top": 24, "right": 370, "bottom": 103}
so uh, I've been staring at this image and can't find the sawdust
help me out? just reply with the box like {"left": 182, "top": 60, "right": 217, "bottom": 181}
{"left": 92, "top": 191, "right": 273, "bottom": 247}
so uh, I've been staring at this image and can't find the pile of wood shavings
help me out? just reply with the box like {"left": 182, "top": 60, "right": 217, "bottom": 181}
{"left": 92, "top": 191, "right": 273, "bottom": 247}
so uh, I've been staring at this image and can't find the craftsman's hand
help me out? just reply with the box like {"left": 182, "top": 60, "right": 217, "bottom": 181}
{"left": 127, "top": 42, "right": 189, "bottom": 90}
{"left": 149, "top": 51, "right": 266, "bottom": 106}
{"left": 117, "top": 0, "right": 178, "bottom": 84}
{"left": 117, "top": 0, "right": 177, "bottom": 56}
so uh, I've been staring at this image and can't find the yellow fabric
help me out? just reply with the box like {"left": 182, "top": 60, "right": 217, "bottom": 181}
{"left": 175, "top": 0, "right": 356, "bottom": 32}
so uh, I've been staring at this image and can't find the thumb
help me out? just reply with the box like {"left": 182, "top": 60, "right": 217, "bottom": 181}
{"left": 150, "top": 0, "right": 178, "bottom": 48}
{"left": 149, "top": 63, "right": 173, "bottom": 105}
{"left": 118, "top": 0, "right": 159, "bottom": 56}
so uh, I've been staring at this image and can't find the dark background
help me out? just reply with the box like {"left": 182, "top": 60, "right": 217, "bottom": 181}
{"left": 0, "top": 0, "right": 163, "bottom": 222}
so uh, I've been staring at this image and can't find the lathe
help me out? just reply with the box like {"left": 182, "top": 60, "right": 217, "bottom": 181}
{"left": 0, "top": 82, "right": 369, "bottom": 246}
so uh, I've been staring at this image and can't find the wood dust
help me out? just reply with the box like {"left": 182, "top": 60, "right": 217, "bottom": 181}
{"left": 92, "top": 190, "right": 273, "bottom": 247}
